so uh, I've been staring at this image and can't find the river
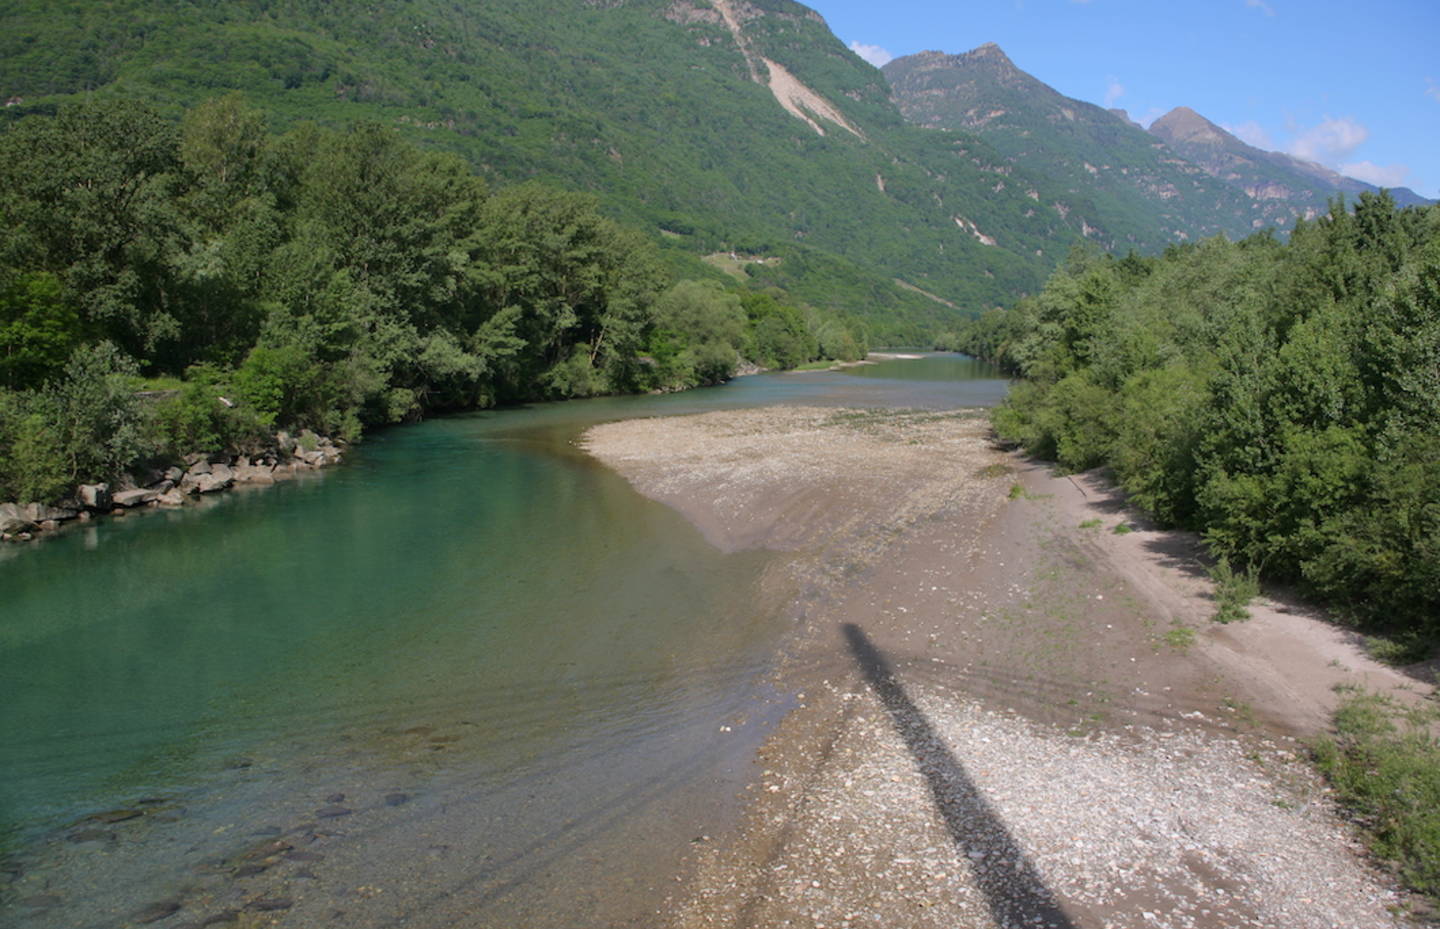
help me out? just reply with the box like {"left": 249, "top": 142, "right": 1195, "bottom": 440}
{"left": 0, "top": 354, "right": 1006, "bottom": 928}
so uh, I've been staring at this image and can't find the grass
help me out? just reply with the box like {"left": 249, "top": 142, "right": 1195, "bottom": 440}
{"left": 1079, "top": 518, "right": 1102, "bottom": 530}
{"left": 1163, "top": 625, "right": 1196, "bottom": 650}
{"left": 1008, "top": 483, "right": 1026, "bottom": 500}
{"left": 1111, "top": 522, "right": 1134, "bottom": 535}
{"left": 1313, "top": 691, "right": 1440, "bottom": 905}
{"left": 1209, "top": 556, "right": 1260, "bottom": 624}
{"left": 792, "top": 360, "right": 838, "bottom": 371}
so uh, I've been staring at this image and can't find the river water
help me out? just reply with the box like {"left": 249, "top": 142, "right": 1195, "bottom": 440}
{"left": 0, "top": 354, "right": 1006, "bottom": 928}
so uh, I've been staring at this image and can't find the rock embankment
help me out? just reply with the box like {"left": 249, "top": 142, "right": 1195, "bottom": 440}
{"left": 0, "top": 430, "right": 344, "bottom": 543}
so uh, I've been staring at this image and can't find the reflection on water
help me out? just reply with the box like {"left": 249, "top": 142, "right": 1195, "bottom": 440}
{"left": 0, "top": 353, "right": 1005, "bottom": 927}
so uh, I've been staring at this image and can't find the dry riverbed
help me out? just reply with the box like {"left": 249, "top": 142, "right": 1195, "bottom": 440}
{"left": 582, "top": 406, "right": 1432, "bottom": 929}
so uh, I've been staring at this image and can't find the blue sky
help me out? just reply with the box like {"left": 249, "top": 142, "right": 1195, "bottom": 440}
{"left": 808, "top": 0, "right": 1440, "bottom": 199}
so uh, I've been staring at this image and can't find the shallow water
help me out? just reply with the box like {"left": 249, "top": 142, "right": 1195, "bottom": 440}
{"left": 0, "top": 353, "right": 1006, "bottom": 927}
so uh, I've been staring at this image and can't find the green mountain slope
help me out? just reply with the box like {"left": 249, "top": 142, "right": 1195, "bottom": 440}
{"left": 883, "top": 46, "right": 1432, "bottom": 251}
{"left": 0, "top": 0, "right": 1110, "bottom": 339}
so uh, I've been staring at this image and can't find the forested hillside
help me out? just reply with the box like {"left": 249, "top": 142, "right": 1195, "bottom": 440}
{"left": 955, "top": 193, "right": 1440, "bottom": 646}
{"left": 0, "top": 0, "right": 1111, "bottom": 337}
{"left": 0, "top": 96, "right": 868, "bottom": 506}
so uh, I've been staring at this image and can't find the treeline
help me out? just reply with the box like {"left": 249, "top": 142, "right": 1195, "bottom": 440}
{"left": 954, "top": 193, "right": 1440, "bottom": 642}
{"left": 0, "top": 96, "right": 868, "bottom": 504}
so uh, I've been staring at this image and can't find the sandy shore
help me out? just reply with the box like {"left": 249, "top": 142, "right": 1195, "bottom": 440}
{"left": 582, "top": 406, "right": 1432, "bottom": 929}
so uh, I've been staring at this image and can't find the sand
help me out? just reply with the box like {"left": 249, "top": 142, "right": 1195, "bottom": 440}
{"left": 581, "top": 405, "right": 1433, "bottom": 929}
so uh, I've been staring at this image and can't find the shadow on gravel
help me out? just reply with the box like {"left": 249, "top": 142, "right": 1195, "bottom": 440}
{"left": 843, "top": 623, "right": 1077, "bottom": 929}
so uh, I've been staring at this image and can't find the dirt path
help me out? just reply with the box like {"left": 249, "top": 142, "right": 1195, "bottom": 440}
{"left": 582, "top": 406, "right": 1429, "bottom": 929}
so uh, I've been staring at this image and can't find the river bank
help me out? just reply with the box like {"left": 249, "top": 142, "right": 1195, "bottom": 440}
{"left": 583, "top": 405, "right": 1431, "bottom": 929}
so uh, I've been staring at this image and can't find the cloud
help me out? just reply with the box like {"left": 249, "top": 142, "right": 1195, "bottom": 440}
{"left": 1224, "top": 120, "right": 1274, "bottom": 149}
{"left": 1340, "top": 160, "right": 1411, "bottom": 188}
{"left": 1427, "top": 78, "right": 1440, "bottom": 103}
{"left": 848, "top": 41, "right": 893, "bottom": 68}
{"left": 1103, "top": 77, "right": 1124, "bottom": 108}
{"left": 1288, "top": 116, "right": 1369, "bottom": 164}
{"left": 1244, "top": 0, "right": 1276, "bottom": 15}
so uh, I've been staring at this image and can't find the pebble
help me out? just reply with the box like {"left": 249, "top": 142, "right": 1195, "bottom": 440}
{"left": 133, "top": 899, "right": 182, "bottom": 923}
{"left": 315, "top": 806, "right": 353, "bottom": 819}
{"left": 384, "top": 792, "right": 411, "bottom": 807}
{"left": 247, "top": 896, "right": 294, "bottom": 911}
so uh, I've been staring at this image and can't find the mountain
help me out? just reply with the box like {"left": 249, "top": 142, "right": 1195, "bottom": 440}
{"left": 882, "top": 46, "right": 1270, "bottom": 248}
{"left": 0, "top": 0, "right": 1111, "bottom": 338}
{"left": 883, "top": 46, "right": 1433, "bottom": 251}
{"left": 1146, "top": 106, "right": 1434, "bottom": 210}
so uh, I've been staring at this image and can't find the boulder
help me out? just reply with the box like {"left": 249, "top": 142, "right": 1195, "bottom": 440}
{"left": 112, "top": 489, "right": 159, "bottom": 509}
{"left": 164, "top": 466, "right": 184, "bottom": 483}
{"left": 78, "top": 484, "right": 111, "bottom": 510}
{"left": 157, "top": 490, "right": 186, "bottom": 507}
{"left": 193, "top": 473, "right": 232, "bottom": 494}
{"left": 206, "top": 450, "right": 232, "bottom": 465}
{"left": 187, "top": 460, "right": 213, "bottom": 477}
{"left": 210, "top": 463, "right": 236, "bottom": 484}
{"left": 275, "top": 431, "right": 297, "bottom": 454}
{"left": 0, "top": 503, "right": 37, "bottom": 535}
{"left": 234, "top": 464, "right": 274, "bottom": 485}
{"left": 22, "top": 502, "right": 78, "bottom": 523}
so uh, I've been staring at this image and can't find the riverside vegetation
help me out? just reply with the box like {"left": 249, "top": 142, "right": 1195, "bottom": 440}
{"left": 0, "top": 96, "right": 869, "bottom": 513}
{"left": 949, "top": 191, "right": 1440, "bottom": 907}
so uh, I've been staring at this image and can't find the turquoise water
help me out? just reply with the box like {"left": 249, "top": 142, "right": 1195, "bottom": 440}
{"left": 0, "top": 354, "right": 1006, "bottom": 928}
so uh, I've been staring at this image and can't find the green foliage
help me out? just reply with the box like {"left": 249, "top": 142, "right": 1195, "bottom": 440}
{"left": 975, "top": 194, "right": 1440, "bottom": 638}
{"left": 1208, "top": 556, "right": 1260, "bottom": 624}
{"left": 0, "top": 271, "right": 81, "bottom": 388}
{"left": 1313, "top": 693, "right": 1440, "bottom": 903}
{"left": 0, "top": 0, "right": 1108, "bottom": 342}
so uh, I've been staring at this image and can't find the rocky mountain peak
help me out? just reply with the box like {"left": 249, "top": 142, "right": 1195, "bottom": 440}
{"left": 1148, "top": 106, "right": 1232, "bottom": 147}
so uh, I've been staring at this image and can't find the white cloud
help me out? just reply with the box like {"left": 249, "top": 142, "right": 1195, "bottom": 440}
{"left": 848, "top": 41, "right": 893, "bottom": 68}
{"left": 1427, "top": 78, "right": 1440, "bottom": 103}
{"left": 1288, "top": 116, "right": 1369, "bottom": 164}
{"left": 1224, "top": 120, "right": 1274, "bottom": 149}
{"left": 1245, "top": 0, "right": 1276, "bottom": 16}
{"left": 1103, "top": 77, "right": 1125, "bottom": 108}
{"left": 1340, "top": 160, "right": 1411, "bottom": 188}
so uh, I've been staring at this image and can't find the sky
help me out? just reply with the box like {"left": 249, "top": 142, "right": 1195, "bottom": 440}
{"left": 807, "top": 0, "right": 1440, "bottom": 199}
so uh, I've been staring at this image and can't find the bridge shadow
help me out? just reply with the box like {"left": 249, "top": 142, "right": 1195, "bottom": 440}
{"left": 843, "top": 623, "right": 1077, "bottom": 929}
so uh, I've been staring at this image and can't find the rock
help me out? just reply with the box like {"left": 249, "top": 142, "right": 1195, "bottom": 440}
{"left": 234, "top": 464, "right": 274, "bottom": 485}
{"left": 66, "top": 828, "right": 116, "bottom": 844}
{"left": 384, "top": 793, "right": 411, "bottom": 807}
{"left": 0, "top": 504, "right": 36, "bottom": 534}
{"left": 209, "top": 463, "right": 236, "bottom": 484}
{"left": 187, "top": 460, "right": 212, "bottom": 477}
{"left": 231, "top": 863, "right": 268, "bottom": 877}
{"left": 39, "top": 519, "right": 58, "bottom": 531}
{"left": 133, "top": 899, "right": 182, "bottom": 924}
{"left": 112, "top": 489, "right": 160, "bottom": 508}
{"left": 275, "top": 431, "right": 297, "bottom": 454}
{"left": 158, "top": 490, "right": 186, "bottom": 507}
{"left": 325, "top": 792, "right": 346, "bottom": 804}
{"left": 206, "top": 451, "right": 232, "bottom": 465}
{"left": 239, "top": 838, "right": 292, "bottom": 861}
{"left": 150, "top": 479, "right": 175, "bottom": 494}
{"left": 164, "top": 466, "right": 184, "bottom": 483}
{"left": 246, "top": 897, "right": 293, "bottom": 912}
{"left": 78, "top": 483, "right": 111, "bottom": 510}
{"left": 315, "top": 805, "right": 352, "bottom": 819}
{"left": 285, "top": 849, "right": 324, "bottom": 862}
{"left": 84, "top": 808, "right": 144, "bottom": 824}
{"left": 23, "top": 502, "right": 78, "bottom": 522}
{"left": 199, "top": 909, "right": 241, "bottom": 926}
{"left": 192, "top": 473, "right": 232, "bottom": 494}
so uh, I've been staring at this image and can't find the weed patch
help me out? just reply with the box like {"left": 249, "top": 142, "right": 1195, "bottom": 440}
{"left": 1209, "top": 556, "right": 1259, "bottom": 624}
{"left": 1313, "top": 692, "right": 1440, "bottom": 904}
